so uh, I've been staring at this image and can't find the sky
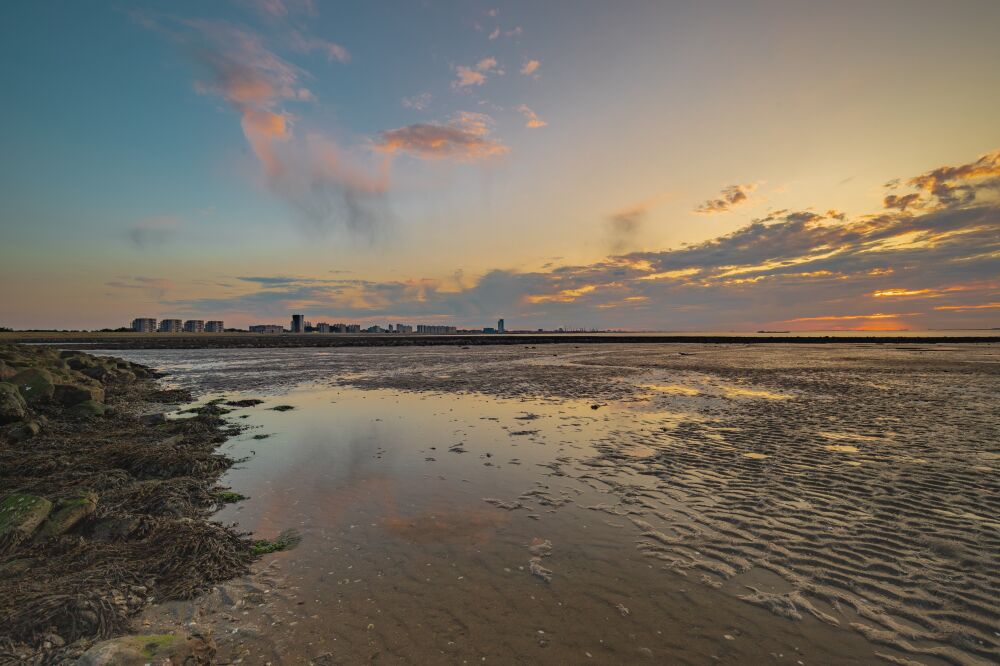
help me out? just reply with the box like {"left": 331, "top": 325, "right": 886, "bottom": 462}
{"left": 1, "top": 0, "right": 998, "bottom": 331}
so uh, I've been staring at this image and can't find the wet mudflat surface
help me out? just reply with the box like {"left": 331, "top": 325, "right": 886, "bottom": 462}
{"left": 97, "top": 344, "right": 1000, "bottom": 665}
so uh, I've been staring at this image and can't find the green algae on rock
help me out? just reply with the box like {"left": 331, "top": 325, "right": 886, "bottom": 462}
{"left": 11, "top": 368, "right": 55, "bottom": 405}
{"left": 0, "top": 494, "right": 53, "bottom": 550}
{"left": 37, "top": 491, "right": 98, "bottom": 538}
{"left": 0, "top": 381, "right": 27, "bottom": 424}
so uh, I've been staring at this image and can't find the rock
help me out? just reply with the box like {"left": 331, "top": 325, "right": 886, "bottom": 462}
{"left": 38, "top": 491, "right": 98, "bottom": 538}
{"left": 59, "top": 350, "right": 85, "bottom": 359}
{"left": 0, "top": 494, "right": 53, "bottom": 544}
{"left": 8, "top": 420, "right": 41, "bottom": 442}
{"left": 0, "top": 364, "right": 17, "bottom": 381}
{"left": 68, "top": 400, "right": 107, "bottom": 418}
{"left": 67, "top": 357, "right": 95, "bottom": 371}
{"left": 81, "top": 365, "right": 110, "bottom": 381}
{"left": 0, "top": 382, "right": 27, "bottom": 424}
{"left": 54, "top": 383, "right": 105, "bottom": 406}
{"left": 75, "top": 633, "right": 216, "bottom": 665}
{"left": 11, "top": 368, "right": 55, "bottom": 405}
{"left": 139, "top": 412, "right": 167, "bottom": 426}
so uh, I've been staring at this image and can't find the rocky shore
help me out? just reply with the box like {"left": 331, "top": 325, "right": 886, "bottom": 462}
{"left": 0, "top": 345, "right": 271, "bottom": 665}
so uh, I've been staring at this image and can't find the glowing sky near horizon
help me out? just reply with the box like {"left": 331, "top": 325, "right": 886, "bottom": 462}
{"left": 1, "top": 0, "right": 998, "bottom": 331}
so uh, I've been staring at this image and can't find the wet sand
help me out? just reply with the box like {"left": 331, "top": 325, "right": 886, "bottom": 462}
{"left": 103, "top": 343, "right": 999, "bottom": 665}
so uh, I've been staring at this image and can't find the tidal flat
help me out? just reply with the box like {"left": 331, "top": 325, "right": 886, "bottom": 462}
{"left": 20, "top": 343, "right": 1000, "bottom": 664}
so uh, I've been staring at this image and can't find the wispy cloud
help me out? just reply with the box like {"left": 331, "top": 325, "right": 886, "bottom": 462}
{"left": 401, "top": 92, "right": 432, "bottom": 111}
{"left": 520, "top": 59, "right": 540, "bottom": 77}
{"left": 516, "top": 104, "right": 546, "bottom": 128}
{"left": 126, "top": 216, "right": 182, "bottom": 249}
{"left": 607, "top": 204, "right": 648, "bottom": 254}
{"left": 694, "top": 183, "right": 758, "bottom": 214}
{"left": 288, "top": 29, "right": 349, "bottom": 63}
{"left": 144, "top": 16, "right": 388, "bottom": 239}
{"left": 374, "top": 112, "right": 508, "bottom": 162}
{"left": 106, "top": 276, "right": 175, "bottom": 300}
{"left": 453, "top": 57, "right": 500, "bottom": 88}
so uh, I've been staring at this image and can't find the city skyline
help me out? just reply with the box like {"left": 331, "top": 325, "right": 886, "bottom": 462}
{"left": 1, "top": 1, "right": 998, "bottom": 331}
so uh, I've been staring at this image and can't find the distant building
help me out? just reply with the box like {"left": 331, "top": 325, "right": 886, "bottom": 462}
{"left": 332, "top": 323, "right": 347, "bottom": 333}
{"left": 290, "top": 314, "right": 305, "bottom": 333}
{"left": 497, "top": 318, "right": 505, "bottom": 334}
{"left": 183, "top": 320, "right": 205, "bottom": 333}
{"left": 316, "top": 323, "right": 331, "bottom": 333}
{"left": 249, "top": 324, "right": 284, "bottom": 334}
{"left": 204, "top": 321, "right": 224, "bottom": 333}
{"left": 483, "top": 327, "right": 496, "bottom": 334}
{"left": 396, "top": 324, "right": 413, "bottom": 334}
{"left": 417, "top": 325, "right": 457, "bottom": 334}
{"left": 131, "top": 318, "right": 156, "bottom": 333}
{"left": 159, "top": 319, "right": 182, "bottom": 333}
{"left": 346, "top": 324, "right": 361, "bottom": 333}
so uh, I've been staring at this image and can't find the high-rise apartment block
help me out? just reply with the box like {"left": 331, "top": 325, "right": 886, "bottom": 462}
{"left": 183, "top": 320, "right": 205, "bottom": 333}
{"left": 291, "top": 314, "right": 305, "bottom": 333}
{"left": 131, "top": 318, "right": 156, "bottom": 332}
{"left": 158, "top": 319, "right": 182, "bottom": 332}
{"left": 204, "top": 321, "right": 224, "bottom": 332}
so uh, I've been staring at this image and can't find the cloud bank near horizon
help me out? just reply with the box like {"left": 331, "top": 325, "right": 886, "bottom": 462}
{"left": 156, "top": 150, "right": 1000, "bottom": 331}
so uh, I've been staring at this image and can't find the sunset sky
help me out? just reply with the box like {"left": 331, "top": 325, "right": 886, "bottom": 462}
{"left": 2, "top": 0, "right": 998, "bottom": 331}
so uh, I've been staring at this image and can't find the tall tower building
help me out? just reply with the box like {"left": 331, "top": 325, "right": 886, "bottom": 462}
{"left": 291, "top": 314, "right": 305, "bottom": 333}
{"left": 497, "top": 318, "right": 505, "bottom": 334}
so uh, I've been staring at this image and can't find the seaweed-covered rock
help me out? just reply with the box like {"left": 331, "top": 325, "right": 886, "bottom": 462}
{"left": 81, "top": 365, "right": 110, "bottom": 381}
{"left": 68, "top": 400, "right": 107, "bottom": 418}
{"left": 11, "top": 368, "right": 55, "bottom": 405}
{"left": 75, "top": 633, "right": 216, "bottom": 665}
{"left": 54, "top": 383, "right": 105, "bottom": 406}
{"left": 0, "top": 381, "right": 27, "bottom": 424}
{"left": 0, "top": 494, "right": 53, "bottom": 546}
{"left": 38, "top": 491, "right": 98, "bottom": 538}
{"left": 8, "top": 420, "right": 41, "bottom": 442}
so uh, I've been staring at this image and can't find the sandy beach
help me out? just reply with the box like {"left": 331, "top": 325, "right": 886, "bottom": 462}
{"left": 25, "top": 341, "right": 986, "bottom": 665}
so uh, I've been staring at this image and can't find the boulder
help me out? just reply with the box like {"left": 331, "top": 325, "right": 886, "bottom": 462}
{"left": 81, "top": 365, "right": 110, "bottom": 381}
{"left": 38, "top": 491, "right": 98, "bottom": 538}
{"left": 8, "top": 420, "right": 41, "bottom": 442}
{"left": 0, "top": 494, "right": 53, "bottom": 545}
{"left": 75, "top": 633, "right": 216, "bottom": 666}
{"left": 69, "top": 400, "right": 107, "bottom": 418}
{"left": 0, "top": 382, "right": 27, "bottom": 424}
{"left": 54, "top": 383, "right": 105, "bottom": 406}
{"left": 67, "top": 357, "right": 95, "bottom": 371}
{"left": 11, "top": 368, "right": 55, "bottom": 405}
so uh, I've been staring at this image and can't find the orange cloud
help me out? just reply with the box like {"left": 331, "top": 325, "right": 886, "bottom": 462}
{"left": 871, "top": 288, "right": 933, "bottom": 297}
{"left": 784, "top": 312, "right": 920, "bottom": 322}
{"left": 933, "top": 302, "right": 1000, "bottom": 311}
{"left": 516, "top": 104, "right": 547, "bottom": 128}
{"left": 695, "top": 183, "right": 758, "bottom": 214}
{"left": 525, "top": 285, "right": 597, "bottom": 303}
{"left": 453, "top": 57, "right": 499, "bottom": 88}
{"left": 374, "top": 112, "right": 508, "bottom": 161}
{"left": 521, "top": 59, "right": 540, "bottom": 77}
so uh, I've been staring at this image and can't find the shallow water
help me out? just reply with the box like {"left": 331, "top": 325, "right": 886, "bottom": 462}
{"left": 97, "top": 344, "right": 999, "bottom": 665}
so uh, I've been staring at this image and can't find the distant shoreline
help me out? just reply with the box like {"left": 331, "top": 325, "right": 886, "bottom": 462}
{"left": 2, "top": 332, "right": 998, "bottom": 349}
